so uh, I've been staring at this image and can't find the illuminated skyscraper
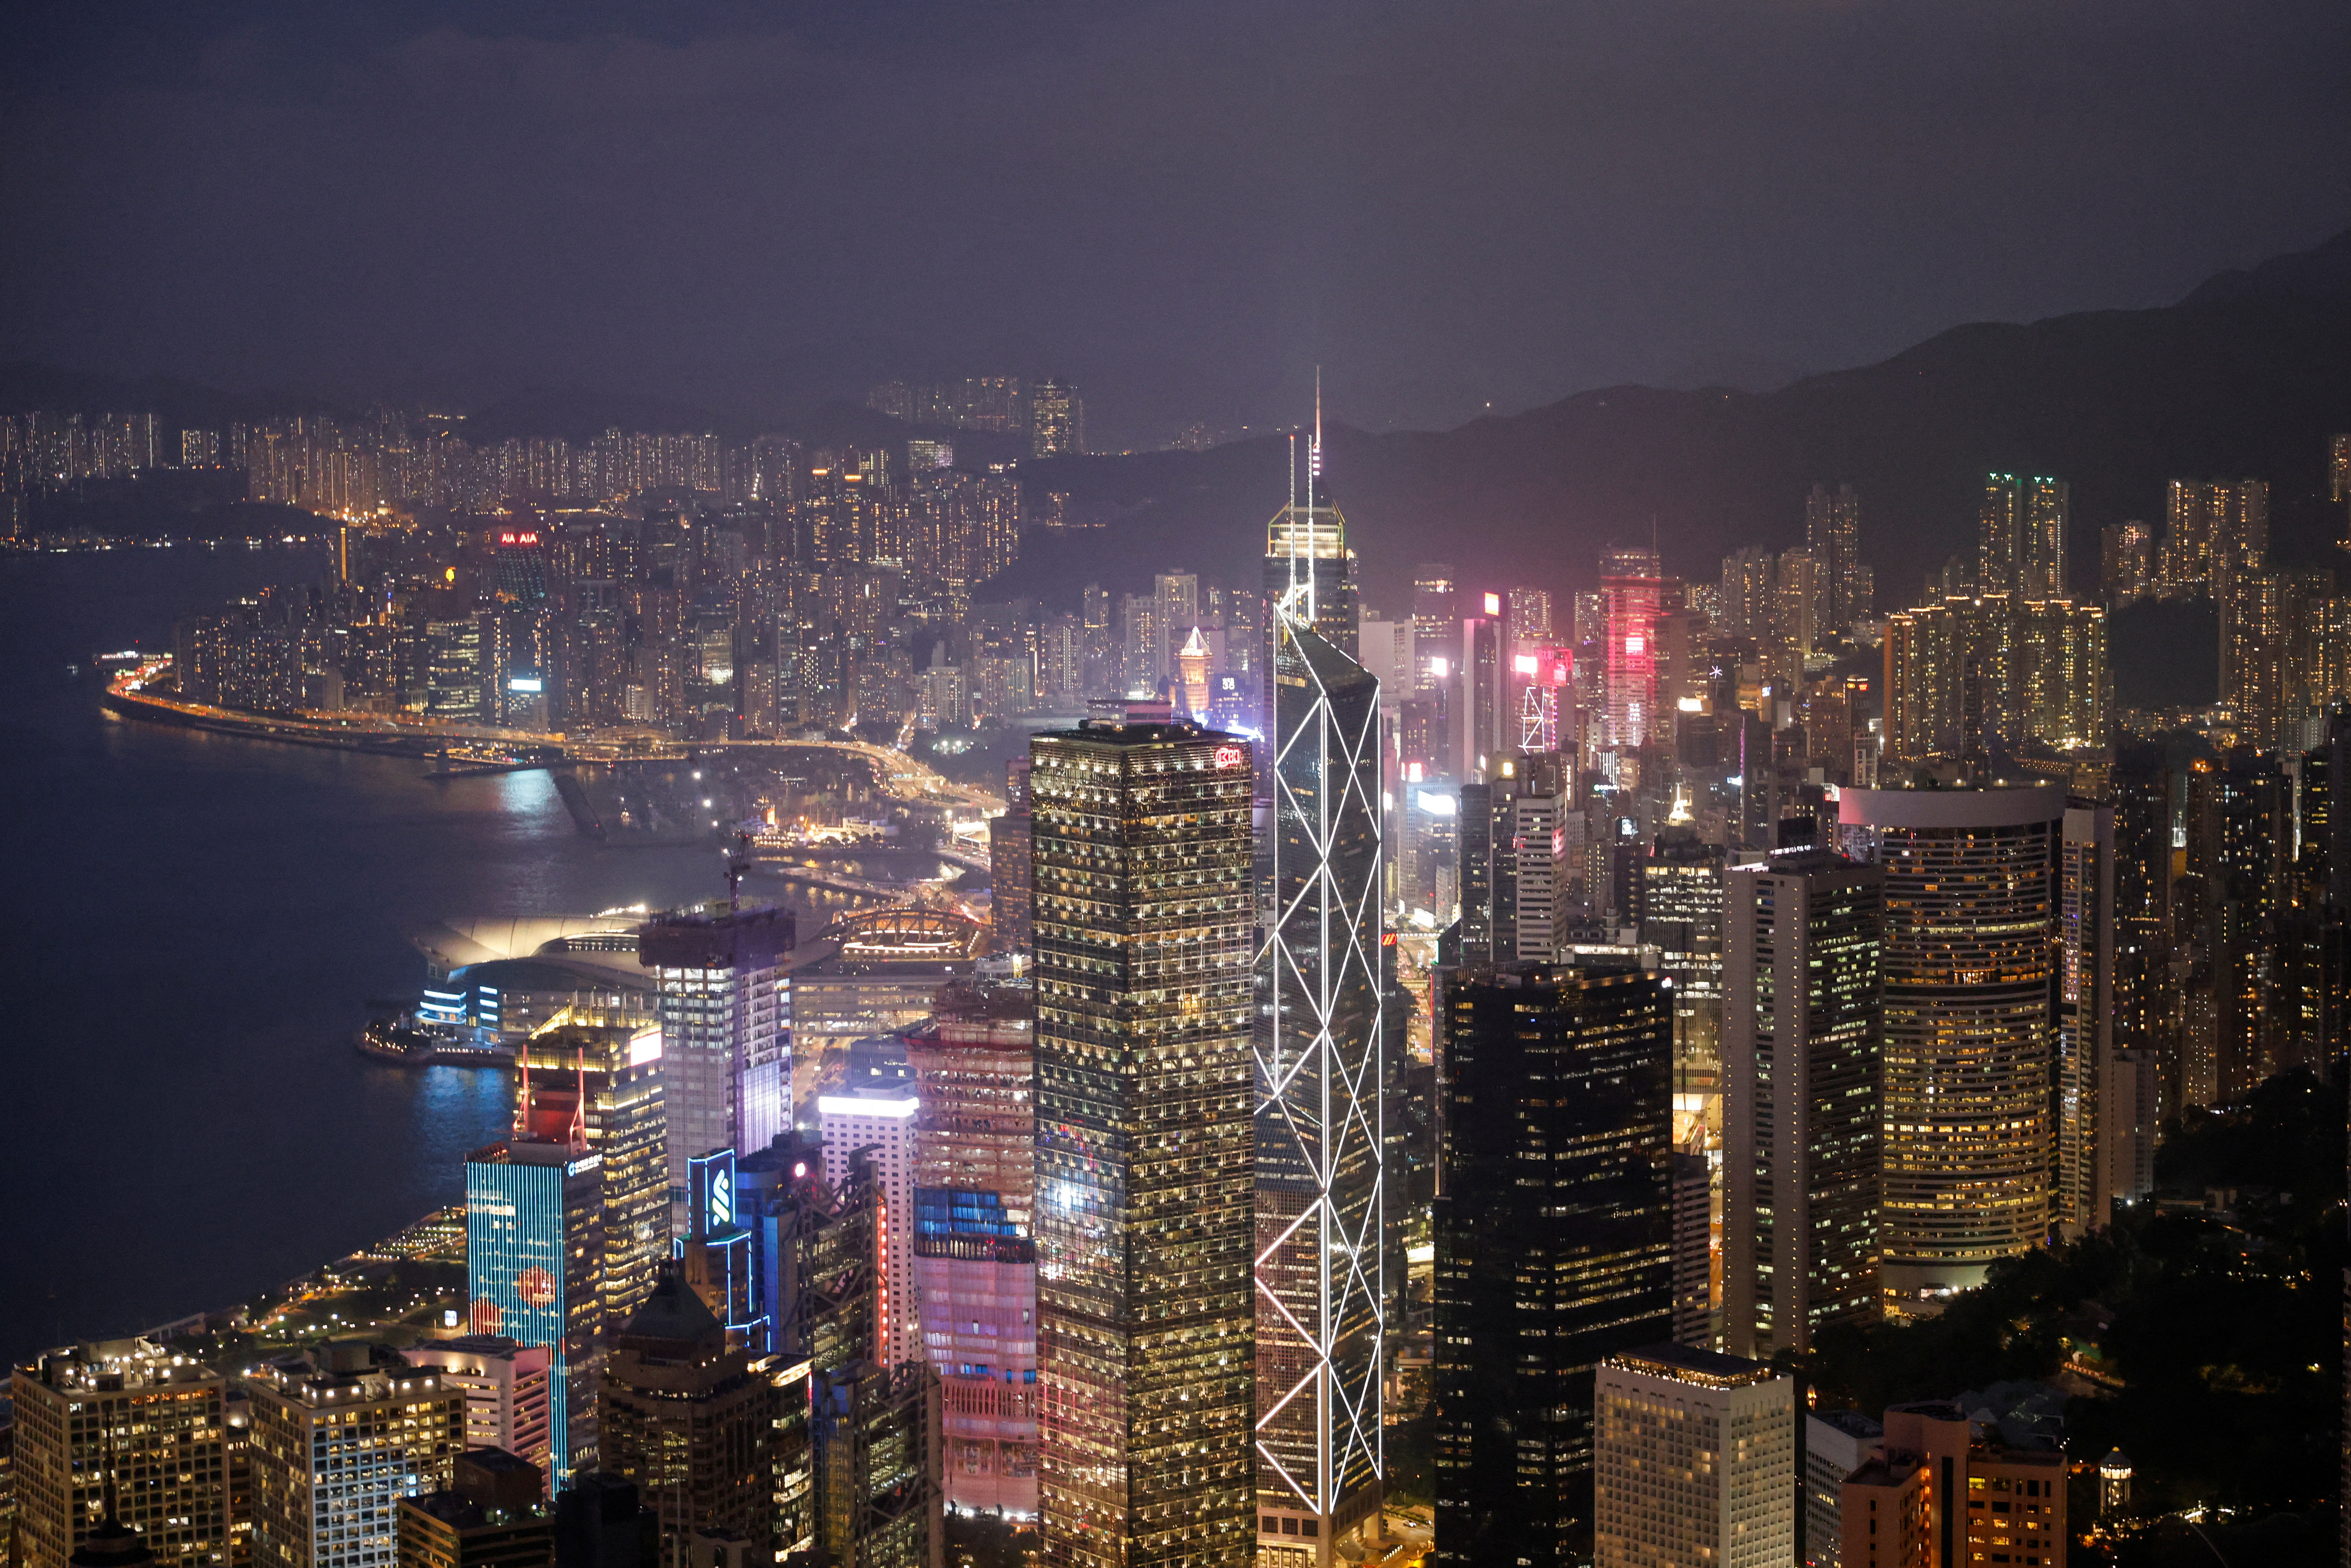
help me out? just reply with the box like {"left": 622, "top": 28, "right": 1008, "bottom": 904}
{"left": 1257, "top": 552, "right": 1385, "bottom": 1561}
{"left": 2057, "top": 803, "right": 2117, "bottom": 1239}
{"left": 1031, "top": 713, "right": 1257, "bottom": 1568}
{"left": 1598, "top": 547, "right": 1663, "bottom": 772}
{"left": 1722, "top": 839, "right": 1884, "bottom": 1358}
{"left": 820, "top": 1087, "right": 922, "bottom": 1370}
{"left": 595, "top": 1275, "right": 782, "bottom": 1558}
{"left": 246, "top": 1345, "right": 465, "bottom": 1568}
{"left": 1880, "top": 595, "right": 2106, "bottom": 761}
{"left": 465, "top": 1132, "right": 605, "bottom": 1484}
{"left": 1592, "top": 1346, "right": 1797, "bottom": 1568}
{"left": 906, "top": 985, "right": 1040, "bottom": 1517}
{"left": 2023, "top": 476, "right": 2070, "bottom": 599}
{"left": 1411, "top": 565, "right": 1457, "bottom": 691}
{"left": 1435, "top": 963, "right": 1672, "bottom": 1566}
{"left": 516, "top": 1023, "right": 668, "bottom": 1329}
{"left": 11, "top": 1341, "right": 230, "bottom": 1568}
{"left": 1978, "top": 474, "right": 2023, "bottom": 592}
{"left": 637, "top": 905, "right": 793, "bottom": 1217}
{"left": 1837, "top": 784, "right": 2063, "bottom": 1307}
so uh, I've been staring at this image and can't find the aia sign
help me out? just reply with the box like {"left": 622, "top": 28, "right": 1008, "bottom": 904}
{"left": 1212, "top": 746, "right": 1245, "bottom": 769}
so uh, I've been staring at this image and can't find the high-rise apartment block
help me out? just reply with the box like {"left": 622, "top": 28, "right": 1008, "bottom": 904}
{"left": 1722, "top": 839, "right": 1884, "bottom": 1357}
{"left": 11, "top": 1341, "right": 230, "bottom": 1568}
{"left": 1806, "top": 481, "right": 1864, "bottom": 632}
{"left": 246, "top": 1345, "right": 465, "bottom": 1568}
{"left": 1979, "top": 474, "right": 2069, "bottom": 598}
{"left": 1838, "top": 784, "right": 2063, "bottom": 1306}
{"left": 1030, "top": 380, "right": 1084, "bottom": 458}
{"left": 1257, "top": 583, "right": 1385, "bottom": 1560}
{"left": 1880, "top": 594, "right": 2106, "bottom": 760}
{"left": 1458, "top": 750, "right": 1573, "bottom": 967}
{"left": 1030, "top": 714, "right": 1257, "bottom": 1568}
{"left": 2057, "top": 802, "right": 2117, "bottom": 1238}
{"left": 637, "top": 905, "right": 793, "bottom": 1213}
{"left": 1592, "top": 1345, "right": 1797, "bottom": 1568}
{"left": 1435, "top": 963, "right": 1672, "bottom": 1566}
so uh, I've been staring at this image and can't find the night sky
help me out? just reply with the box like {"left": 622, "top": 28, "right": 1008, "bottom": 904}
{"left": 3, "top": 0, "right": 2347, "bottom": 444}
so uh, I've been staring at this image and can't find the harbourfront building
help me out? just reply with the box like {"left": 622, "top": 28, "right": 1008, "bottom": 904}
{"left": 464, "top": 1136, "right": 605, "bottom": 1483}
{"left": 1031, "top": 712, "right": 1258, "bottom": 1568}
{"left": 514, "top": 1022, "right": 668, "bottom": 1329}
{"left": 1837, "top": 784, "right": 2065, "bottom": 1307}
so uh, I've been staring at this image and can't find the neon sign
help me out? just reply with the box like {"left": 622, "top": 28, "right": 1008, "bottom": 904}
{"left": 1212, "top": 745, "right": 1245, "bottom": 769}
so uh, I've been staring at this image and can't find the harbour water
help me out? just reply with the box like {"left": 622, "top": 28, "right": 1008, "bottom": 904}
{"left": 0, "top": 545, "right": 734, "bottom": 1363}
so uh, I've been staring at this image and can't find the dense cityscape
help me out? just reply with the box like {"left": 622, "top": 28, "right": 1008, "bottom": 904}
{"left": 5, "top": 5, "right": 2351, "bottom": 1568}
{"left": 3, "top": 372, "right": 2349, "bottom": 1568}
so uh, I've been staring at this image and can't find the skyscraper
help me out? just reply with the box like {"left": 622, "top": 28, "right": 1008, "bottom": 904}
{"left": 515, "top": 1023, "right": 668, "bottom": 1330}
{"left": 905, "top": 984, "right": 1040, "bottom": 1517}
{"left": 595, "top": 1275, "right": 781, "bottom": 1557}
{"left": 246, "top": 1345, "right": 466, "bottom": 1568}
{"left": 1978, "top": 474, "right": 2023, "bottom": 592}
{"left": 1257, "top": 579, "right": 1385, "bottom": 1560}
{"left": 1591, "top": 1345, "right": 1797, "bottom": 1568}
{"left": 1263, "top": 491, "right": 1359, "bottom": 658}
{"left": 637, "top": 905, "right": 793, "bottom": 1216}
{"left": 2023, "top": 476, "right": 2070, "bottom": 599}
{"left": 1880, "top": 594, "right": 2106, "bottom": 761}
{"left": 819, "top": 1086, "right": 922, "bottom": 1370}
{"left": 2057, "top": 802, "right": 2117, "bottom": 1238}
{"left": 465, "top": 1130, "right": 605, "bottom": 1483}
{"left": 1806, "top": 481, "right": 1862, "bottom": 632}
{"left": 1598, "top": 547, "right": 1664, "bottom": 774}
{"left": 11, "top": 1341, "right": 230, "bottom": 1568}
{"left": 1435, "top": 963, "right": 1673, "bottom": 1566}
{"left": 1031, "top": 712, "right": 1257, "bottom": 1568}
{"left": 399, "top": 1340, "right": 553, "bottom": 1488}
{"left": 1838, "top": 784, "right": 2064, "bottom": 1308}
{"left": 990, "top": 759, "right": 1034, "bottom": 958}
{"left": 1722, "top": 839, "right": 1884, "bottom": 1358}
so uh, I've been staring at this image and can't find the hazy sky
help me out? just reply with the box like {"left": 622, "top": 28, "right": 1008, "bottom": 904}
{"left": 3, "top": 0, "right": 2346, "bottom": 443}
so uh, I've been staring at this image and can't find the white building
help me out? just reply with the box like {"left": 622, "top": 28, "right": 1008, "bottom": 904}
{"left": 821, "top": 1086, "right": 922, "bottom": 1369}
{"left": 401, "top": 1336, "right": 553, "bottom": 1490}
{"left": 1593, "top": 1343, "right": 1797, "bottom": 1568}
{"left": 1802, "top": 1408, "right": 1883, "bottom": 1568}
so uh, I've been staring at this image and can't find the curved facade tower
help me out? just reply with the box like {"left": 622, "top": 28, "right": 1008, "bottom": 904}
{"left": 1255, "top": 496, "right": 1385, "bottom": 1563}
{"left": 1838, "top": 784, "right": 2065, "bottom": 1307}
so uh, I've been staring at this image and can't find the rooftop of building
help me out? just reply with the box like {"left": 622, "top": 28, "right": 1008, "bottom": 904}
{"left": 1604, "top": 1341, "right": 1779, "bottom": 1389}
{"left": 636, "top": 902, "right": 794, "bottom": 970}
{"left": 1809, "top": 1408, "right": 1886, "bottom": 1443}
{"left": 20, "top": 1338, "right": 222, "bottom": 1390}
{"left": 452, "top": 956, "right": 654, "bottom": 996}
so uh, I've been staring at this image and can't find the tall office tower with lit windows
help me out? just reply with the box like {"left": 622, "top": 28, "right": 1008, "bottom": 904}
{"left": 465, "top": 1128, "right": 606, "bottom": 1484}
{"left": 637, "top": 905, "right": 793, "bottom": 1215}
{"left": 246, "top": 1344, "right": 466, "bottom": 1568}
{"left": 1262, "top": 506, "right": 1358, "bottom": 659}
{"left": 1598, "top": 547, "right": 1664, "bottom": 773}
{"left": 1721, "top": 837, "right": 1884, "bottom": 1359}
{"left": 2112, "top": 746, "right": 2176, "bottom": 1113}
{"left": 1592, "top": 1345, "right": 1797, "bottom": 1568}
{"left": 1434, "top": 963, "right": 1673, "bottom": 1567}
{"left": 1256, "top": 554, "right": 1385, "bottom": 1562}
{"left": 1632, "top": 827, "right": 1726, "bottom": 1086}
{"left": 1412, "top": 565, "right": 1457, "bottom": 690}
{"left": 2057, "top": 803, "right": 2117, "bottom": 1238}
{"left": 1837, "top": 783, "right": 2064, "bottom": 1307}
{"left": 906, "top": 985, "right": 1040, "bottom": 1517}
{"left": 820, "top": 1085, "right": 922, "bottom": 1370}
{"left": 11, "top": 1340, "right": 230, "bottom": 1568}
{"left": 1031, "top": 713, "right": 1257, "bottom": 1568}
{"left": 2180, "top": 752, "right": 2288, "bottom": 1107}
{"left": 517, "top": 1023, "right": 668, "bottom": 1329}
{"left": 1458, "top": 750, "right": 1572, "bottom": 966}
{"left": 596, "top": 1274, "right": 784, "bottom": 1559}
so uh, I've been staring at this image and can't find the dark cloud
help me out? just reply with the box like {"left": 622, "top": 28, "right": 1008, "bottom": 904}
{"left": 2, "top": 0, "right": 2346, "bottom": 444}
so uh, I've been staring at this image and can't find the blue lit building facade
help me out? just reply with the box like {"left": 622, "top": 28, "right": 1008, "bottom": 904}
{"left": 465, "top": 1139, "right": 605, "bottom": 1485}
